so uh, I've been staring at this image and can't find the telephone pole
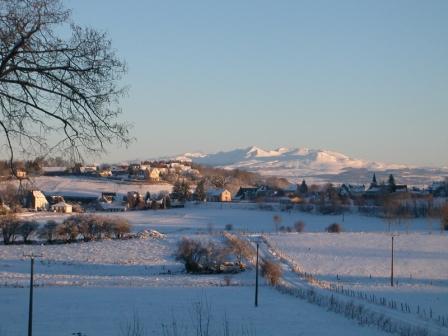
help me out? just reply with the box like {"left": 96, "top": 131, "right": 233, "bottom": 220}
{"left": 255, "top": 243, "right": 259, "bottom": 307}
{"left": 390, "top": 236, "right": 394, "bottom": 287}
{"left": 24, "top": 253, "right": 42, "bottom": 336}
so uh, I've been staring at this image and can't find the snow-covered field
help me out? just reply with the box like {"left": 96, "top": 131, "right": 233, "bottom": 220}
{"left": 1, "top": 204, "right": 448, "bottom": 335}
{"left": 266, "top": 232, "right": 448, "bottom": 316}
{"left": 21, "top": 175, "right": 172, "bottom": 197}
{"left": 0, "top": 286, "right": 388, "bottom": 336}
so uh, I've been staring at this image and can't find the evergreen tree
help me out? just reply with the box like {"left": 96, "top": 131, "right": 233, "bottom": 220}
{"left": 173, "top": 179, "right": 191, "bottom": 201}
{"left": 370, "top": 173, "right": 378, "bottom": 188}
{"left": 388, "top": 174, "right": 396, "bottom": 192}
{"left": 195, "top": 179, "right": 206, "bottom": 202}
{"left": 298, "top": 179, "right": 308, "bottom": 194}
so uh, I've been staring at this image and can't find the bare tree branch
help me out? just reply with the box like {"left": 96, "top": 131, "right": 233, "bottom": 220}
{"left": 0, "top": 0, "right": 131, "bottom": 175}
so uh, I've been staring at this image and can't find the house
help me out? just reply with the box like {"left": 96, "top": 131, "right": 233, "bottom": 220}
{"left": 75, "top": 164, "right": 97, "bottom": 174}
{"left": 339, "top": 184, "right": 365, "bottom": 197}
{"left": 25, "top": 190, "right": 49, "bottom": 211}
{"left": 97, "top": 202, "right": 126, "bottom": 212}
{"left": 234, "top": 187, "right": 259, "bottom": 201}
{"left": 206, "top": 189, "right": 232, "bottom": 202}
{"left": 99, "top": 169, "right": 112, "bottom": 177}
{"left": 144, "top": 168, "right": 160, "bottom": 182}
{"left": 100, "top": 192, "right": 116, "bottom": 203}
{"left": 16, "top": 168, "right": 27, "bottom": 179}
{"left": 51, "top": 201, "right": 72, "bottom": 213}
{"left": 127, "top": 191, "right": 143, "bottom": 208}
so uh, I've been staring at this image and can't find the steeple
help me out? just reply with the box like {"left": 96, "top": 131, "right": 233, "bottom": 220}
{"left": 370, "top": 173, "right": 378, "bottom": 188}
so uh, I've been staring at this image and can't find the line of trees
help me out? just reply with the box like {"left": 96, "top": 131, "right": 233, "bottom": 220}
{"left": 0, "top": 214, "right": 131, "bottom": 245}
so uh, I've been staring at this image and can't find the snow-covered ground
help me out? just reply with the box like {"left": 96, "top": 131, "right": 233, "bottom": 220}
{"left": 1, "top": 206, "right": 447, "bottom": 335}
{"left": 18, "top": 205, "right": 439, "bottom": 234}
{"left": 25, "top": 175, "right": 172, "bottom": 197}
{"left": 266, "top": 232, "right": 448, "bottom": 321}
{"left": 0, "top": 286, "right": 389, "bottom": 336}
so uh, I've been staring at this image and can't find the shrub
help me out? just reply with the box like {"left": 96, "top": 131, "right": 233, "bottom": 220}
{"left": 224, "top": 233, "right": 255, "bottom": 264}
{"left": 224, "top": 223, "right": 233, "bottom": 231}
{"left": 273, "top": 215, "right": 282, "bottom": 232}
{"left": 57, "top": 216, "right": 81, "bottom": 242}
{"left": 326, "top": 223, "right": 342, "bottom": 233}
{"left": 175, "top": 238, "right": 227, "bottom": 273}
{"left": 294, "top": 220, "right": 305, "bottom": 232}
{"left": 261, "top": 260, "right": 282, "bottom": 286}
{"left": 39, "top": 220, "right": 59, "bottom": 243}
{"left": 111, "top": 218, "right": 131, "bottom": 239}
{"left": 18, "top": 220, "right": 39, "bottom": 243}
{"left": 0, "top": 214, "right": 21, "bottom": 244}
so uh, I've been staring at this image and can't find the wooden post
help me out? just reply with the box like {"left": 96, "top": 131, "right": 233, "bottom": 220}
{"left": 24, "top": 253, "right": 42, "bottom": 336}
{"left": 255, "top": 243, "right": 259, "bottom": 307}
{"left": 391, "top": 236, "right": 394, "bottom": 287}
{"left": 28, "top": 256, "right": 34, "bottom": 336}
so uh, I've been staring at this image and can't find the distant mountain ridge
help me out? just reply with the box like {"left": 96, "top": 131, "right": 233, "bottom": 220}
{"left": 160, "top": 146, "right": 447, "bottom": 186}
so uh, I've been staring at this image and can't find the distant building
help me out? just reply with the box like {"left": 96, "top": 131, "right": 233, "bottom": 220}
{"left": 234, "top": 187, "right": 259, "bottom": 201}
{"left": 51, "top": 201, "right": 72, "bottom": 213}
{"left": 339, "top": 184, "right": 365, "bottom": 197}
{"left": 145, "top": 168, "right": 160, "bottom": 182}
{"left": 26, "top": 190, "right": 49, "bottom": 211}
{"left": 206, "top": 189, "right": 232, "bottom": 202}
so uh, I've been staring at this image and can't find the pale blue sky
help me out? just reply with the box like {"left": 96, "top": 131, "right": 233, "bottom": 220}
{"left": 67, "top": 0, "right": 448, "bottom": 166}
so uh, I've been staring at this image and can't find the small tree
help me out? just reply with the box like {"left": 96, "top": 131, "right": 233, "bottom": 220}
{"left": 172, "top": 179, "right": 191, "bottom": 202}
{"left": 326, "top": 223, "right": 342, "bottom": 233}
{"left": 0, "top": 214, "right": 20, "bottom": 244}
{"left": 39, "top": 220, "right": 59, "bottom": 243}
{"left": 57, "top": 217, "right": 80, "bottom": 242}
{"left": 273, "top": 215, "right": 282, "bottom": 233}
{"left": 388, "top": 174, "right": 396, "bottom": 192}
{"left": 441, "top": 203, "right": 448, "bottom": 232}
{"left": 195, "top": 179, "right": 206, "bottom": 202}
{"left": 294, "top": 220, "right": 305, "bottom": 232}
{"left": 18, "top": 220, "right": 39, "bottom": 244}
{"left": 261, "top": 260, "right": 282, "bottom": 285}
{"left": 112, "top": 218, "right": 131, "bottom": 239}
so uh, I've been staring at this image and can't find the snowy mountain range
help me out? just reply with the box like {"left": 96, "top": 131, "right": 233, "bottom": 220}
{"left": 170, "top": 146, "right": 447, "bottom": 186}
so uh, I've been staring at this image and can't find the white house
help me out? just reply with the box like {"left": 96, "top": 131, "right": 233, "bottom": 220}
{"left": 51, "top": 201, "right": 72, "bottom": 213}
{"left": 206, "top": 189, "right": 232, "bottom": 202}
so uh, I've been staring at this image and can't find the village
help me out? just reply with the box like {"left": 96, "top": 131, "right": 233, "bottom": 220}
{"left": 1, "top": 160, "right": 447, "bottom": 224}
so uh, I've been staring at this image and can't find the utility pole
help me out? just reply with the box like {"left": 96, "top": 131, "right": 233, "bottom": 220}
{"left": 255, "top": 243, "right": 259, "bottom": 307}
{"left": 24, "top": 253, "right": 42, "bottom": 336}
{"left": 390, "top": 236, "right": 394, "bottom": 287}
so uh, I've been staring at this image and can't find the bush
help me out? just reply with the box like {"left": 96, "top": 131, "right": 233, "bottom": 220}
{"left": 326, "top": 223, "right": 342, "bottom": 233}
{"left": 111, "top": 218, "right": 131, "bottom": 239}
{"left": 57, "top": 217, "right": 80, "bottom": 242}
{"left": 261, "top": 260, "right": 282, "bottom": 286}
{"left": 294, "top": 220, "right": 305, "bottom": 232}
{"left": 18, "top": 220, "right": 39, "bottom": 243}
{"left": 441, "top": 204, "right": 448, "bottom": 231}
{"left": 0, "top": 214, "right": 21, "bottom": 244}
{"left": 224, "top": 233, "right": 255, "bottom": 264}
{"left": 39, "top": 220, "right": 59, "bottom": 243}
{"left": 175, "top": 238, "right": 227, "bottom": 273}
{"left": 273, "top": 215, "right": 282, "bottom": 232}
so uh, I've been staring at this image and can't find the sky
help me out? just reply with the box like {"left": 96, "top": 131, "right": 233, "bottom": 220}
{"left": 66, "top": 0, "right": 448, "bottom": 166}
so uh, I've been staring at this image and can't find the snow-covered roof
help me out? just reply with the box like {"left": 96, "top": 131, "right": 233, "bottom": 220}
{"left": 51, "top": 201, "right": 71, "bottom": 208}
{"left": 206, "top": 188, "right": 229, "bottom": 196}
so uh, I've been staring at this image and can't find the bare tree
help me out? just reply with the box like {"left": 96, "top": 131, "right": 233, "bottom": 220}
{"left": 441, "top": 203, "right": 448, "bottom": 232}
{"left": 38, "top": 219, "right": 58, "bottom": 243}
{"left": 0, "top": 0, "right": 130, "bottom": 175}
{"left": 0, "top": 213, "right": 20, "bottom": 244}
{"left": 18, "top": 219, "right": 38, "bottom": 243}
{"left": 273, "top": 214, "right": 282, "bottom": 233}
